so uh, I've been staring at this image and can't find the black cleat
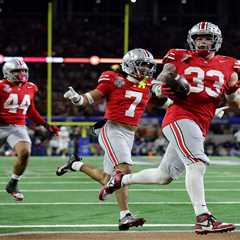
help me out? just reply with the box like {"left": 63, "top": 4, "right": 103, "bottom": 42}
{"left": 119, "top": 213, "right": 145, "bottom": 231}
{"left": 56, "top": 154, "right": 82, "bottom": 176}
{"left": 5, "top": 179, "right": 24, "bottom": 201}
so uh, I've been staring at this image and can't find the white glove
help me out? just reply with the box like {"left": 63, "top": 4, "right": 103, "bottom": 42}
{"left": 214, "top": 106, "right": 229, "bottom": 119}
{"left": 64, "top": 87, "right": 83, "bottom": 105}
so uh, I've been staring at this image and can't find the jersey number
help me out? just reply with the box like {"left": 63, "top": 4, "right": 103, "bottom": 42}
{"left": 3, "top": 94, "right": 31, "bottom": 114}
{"left": 125, "top": 90, "right": 143, "bottom": 117}
{"left": 184, "top": 66, "right": 225, "bottom": 97}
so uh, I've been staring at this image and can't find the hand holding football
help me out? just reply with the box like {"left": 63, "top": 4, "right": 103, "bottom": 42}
{"left": 165, "top": 74, "right": 190, "bottom": 98}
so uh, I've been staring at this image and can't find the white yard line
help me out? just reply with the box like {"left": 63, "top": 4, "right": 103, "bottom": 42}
{"left": 0, "top": 201, "right": 240, "bottom": 206}
{"left": 0, "top": 223, "right": 239, "bottom": 228}
{"left": 1, "top": 180, "right": 240, "bottom": 184}
{"left": 1, "top": 175, "right": 240, "bottom": 179}
{"left": 0, "top": 188, "right": 239, "bottom": 192}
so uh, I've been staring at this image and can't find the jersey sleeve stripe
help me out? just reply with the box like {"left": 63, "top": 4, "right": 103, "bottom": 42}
{"left": 166, "top": 56, "right": 175, "bottom": 60}
{"left": 98, "top": 77, "right": 111, "bottom": 82}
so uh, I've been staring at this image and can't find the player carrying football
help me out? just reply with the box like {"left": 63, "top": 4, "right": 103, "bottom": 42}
{"left": 100, "top": 22, "right": 240, "bottom": 234}
{"left": 56, "top": 48, "right": 158, "bottom": 230}
{"left": 0, "top": 57, "right": 59, "bottom": 201}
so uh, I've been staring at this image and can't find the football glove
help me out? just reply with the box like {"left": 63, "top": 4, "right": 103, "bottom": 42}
{"left": 64, "top": 87, "right": 84, "bottom": 105}
{"left": 153, "top": 83, "right": 175, "bottom": 98}
{"left": 44, "top": 123, "right": 60, "bottom": 135}
{"left": 214, "top": 106, "right": 229, "bottom": 119}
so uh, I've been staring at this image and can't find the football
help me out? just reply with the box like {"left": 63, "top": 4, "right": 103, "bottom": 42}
{"left": 165, "top": 74, "right": 190, "bottom": 98}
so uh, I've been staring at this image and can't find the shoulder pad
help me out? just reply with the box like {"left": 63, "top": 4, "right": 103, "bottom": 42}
{"left": 98, "top": 71, "right": 116, "bottom": 83}
{"left": 27, "top": 82, "right": 38, "bottom": 92}
{"left": 234, "top": 60, "right": 240, "bottom": 72}
{"left": 163, "top": 49, "right": 188, "bottom": 64}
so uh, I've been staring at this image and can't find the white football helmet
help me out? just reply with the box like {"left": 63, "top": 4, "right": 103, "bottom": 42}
{"left": 121, "top": 48, "right": 156, "bottom": 79}
{"left": 2, "top": 57, "right": 29, "bottom": 83}
{"left": 187, "top": 22, "right": 222, "bottom": 52}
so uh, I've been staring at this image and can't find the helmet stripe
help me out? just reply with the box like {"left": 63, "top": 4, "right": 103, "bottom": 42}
{"left": 200, "top": 21, "right": 207, "bottom": 30}
{"left": 144, "top": 49, "right": 149, "bottom": 57}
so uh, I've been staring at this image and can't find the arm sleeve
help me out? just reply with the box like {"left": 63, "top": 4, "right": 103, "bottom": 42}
{"left": 27, "top": 99, "right": 46, "bottom": 125}
{"left": 162, "top": 49, "right": 178, "bottom": 64}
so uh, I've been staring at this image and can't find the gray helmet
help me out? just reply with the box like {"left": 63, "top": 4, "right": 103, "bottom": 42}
{"left": 187, "top": 22, "right": 222, "bottom": 52}
{"left": 121, "top": 48, "right": 156, "bottom": 79}
{"left": 2, "top": 57, "right": 29, "bottom": 83}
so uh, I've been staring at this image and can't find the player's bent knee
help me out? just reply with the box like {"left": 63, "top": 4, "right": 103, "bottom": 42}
{"left": 158, "top": 177, "right": 173, "bottom": 185}
{"left": 186, "top": 160, "right": 207, "bottom": 175}
{"left": 150, "top": 168, "right": 172, "bottom": 185}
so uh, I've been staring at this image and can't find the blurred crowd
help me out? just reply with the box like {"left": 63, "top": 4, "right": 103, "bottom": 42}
{"left": 1, "top": 122, "right": 240, "bottom": 157}
{"left": 1, "top": 13, "right": 240, "bottom": 157}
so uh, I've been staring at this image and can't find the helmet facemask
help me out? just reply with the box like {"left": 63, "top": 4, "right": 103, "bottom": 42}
{"left": 122, "top": 49, "right": 156, "bottom": 80}
{"left": 2, "top": 57, "right": 29, "bottom": 83}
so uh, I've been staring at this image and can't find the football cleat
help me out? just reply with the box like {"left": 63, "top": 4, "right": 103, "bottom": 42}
{"left": 98, "top": 170, "right": 124, "bottom": 201}
{"left": 195, "top": 213, "right": 236, "bottom": 234}
{"left": 119, "top": 213, "right": 146, "bottom": 231}
{"left": 5, "top": 179, "right": 24, "bottom": 201}
{"left": 56, "top": 154, "right": 82, "bottom": 176}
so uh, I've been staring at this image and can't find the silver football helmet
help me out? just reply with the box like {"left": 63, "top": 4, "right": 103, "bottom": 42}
{"left": 2, "top": 57, "right": 29, "bottom": 83}
{"left": 187, "top": 22, "right": 222, "bottom": 52}
{"left": 121, "top": 48, "right": 156, "bottom": 79}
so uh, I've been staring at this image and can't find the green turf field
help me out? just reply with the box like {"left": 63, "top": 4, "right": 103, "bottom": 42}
{"left": 0, "top": 156, "right": 239, "bottom": 234}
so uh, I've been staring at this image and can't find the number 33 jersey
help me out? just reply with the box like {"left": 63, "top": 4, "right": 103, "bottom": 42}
{"left": 0, "top": 80, "right": 37, "bottom": 125}
{"left": 162, "top": 49, "right": 238, "bottom": 136}
{"left": 96, "top": 71, "right": 152, "bottom": 126}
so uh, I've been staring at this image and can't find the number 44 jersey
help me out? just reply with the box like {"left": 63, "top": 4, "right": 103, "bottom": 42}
{"left": 96, "top": 71, "right": 152, "bottom": 126}
{"left": 0, "top": 80, "right": 38, "bottom": 125}
{"left": 162, "top": 48, "right": 239, "bottom": 136}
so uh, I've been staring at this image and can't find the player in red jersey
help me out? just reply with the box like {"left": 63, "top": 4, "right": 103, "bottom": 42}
{"left": 100, "top": 22, "right": 240, "bottom": 234}
{"left": 56, "top": 48, "right": 157, "bottom": 230}
{"left": 0, "top": 57, "right": 59, "bottom": 201}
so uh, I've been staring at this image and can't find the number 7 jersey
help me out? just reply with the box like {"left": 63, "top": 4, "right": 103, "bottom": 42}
{"left": 162, "top": 49, "right": 238, "bottom": 136}
{"left": 0, "top": 80, "right": 38, "bottom": 125}
{"left": 96, "top": 71, "right": 152, "bottom": 126}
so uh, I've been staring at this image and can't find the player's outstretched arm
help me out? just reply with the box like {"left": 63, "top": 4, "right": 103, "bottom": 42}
{"left": 225, "top": 72, "right": 240, "bottom": 108}
{"left": 64, "top": 86, "right": 104, "bottom": 107}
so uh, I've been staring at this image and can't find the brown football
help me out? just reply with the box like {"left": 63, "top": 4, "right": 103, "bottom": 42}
{"left": 166, "top": 75, "right": 190, "bottom": 98}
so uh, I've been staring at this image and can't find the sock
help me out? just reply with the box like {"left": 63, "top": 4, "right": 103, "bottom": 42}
{"left": 11, "top": 174, "right": 21, "bottom": 180}
{"left": 122, "top": 168, "right": 169, "bottom": 185}
{"left": 71, "top": 161, "right": 84, "bottom": 171}
{"left": 120, "top": 210, "right": 131, "bottom": 219}
{"left": 185, "top": 161, "right": 209, "bottom": 216}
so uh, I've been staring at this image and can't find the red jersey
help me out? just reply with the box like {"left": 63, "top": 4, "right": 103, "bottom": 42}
{"left": 96, "top": 71, "right": 152, "bottom": 126}
{"left": 162, "top": 49, "right": 237, "bottom": 136}
{"left": 0, "top": 80, "right": 38, "bottom": 125}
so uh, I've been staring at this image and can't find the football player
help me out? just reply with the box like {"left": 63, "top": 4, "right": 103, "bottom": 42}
{"left": 56, "top": 48, "right": 156, "bottom": 230}
{"left": 100, "top": 22, "right": 240, "bottom": 234}
{"left": 0, "top": 57, "right": 59, "bottom": 201}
